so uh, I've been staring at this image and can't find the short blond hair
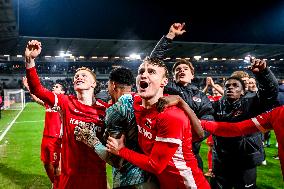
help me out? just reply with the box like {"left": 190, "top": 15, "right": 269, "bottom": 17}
{"left": 231, "top": 71, "right": 249, "bottom": 79}
{"left": 75, "top": 67, "right": 96, "bottom": 81}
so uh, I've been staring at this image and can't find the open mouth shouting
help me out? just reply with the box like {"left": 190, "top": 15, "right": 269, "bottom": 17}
{"left": 178, "top": 73, "right": 186, "bottom": 78}
{"left": 140, "top": 81, "right": 149, "bottom": 89}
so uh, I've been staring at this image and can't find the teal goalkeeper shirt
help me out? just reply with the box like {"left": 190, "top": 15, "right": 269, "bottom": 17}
{"left": 95, "top": 94, "right": 152, "bottom": 188}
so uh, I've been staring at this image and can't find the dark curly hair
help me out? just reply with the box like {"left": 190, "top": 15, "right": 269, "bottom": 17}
{"left": 109, "top": 67, "right": 135, "bottom": 86}
{"left": 225, "top": 76, "right": 246, "bottom": 91}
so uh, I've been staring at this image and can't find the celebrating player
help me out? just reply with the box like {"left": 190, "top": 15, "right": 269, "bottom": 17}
{"left": 24, "top": 40, "right": 108, "bottom": 189}
{"left": 107, "top": 57, "right": 210, "bottom": 189}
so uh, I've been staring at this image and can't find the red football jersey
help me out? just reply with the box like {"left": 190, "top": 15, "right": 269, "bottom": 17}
{"left": 27, "top": 67, "right": 108, "bottom": 188}
{"left": 43, "top": 103, "right": 62, "bottom": 137}
{"left": 119, "top": 95, "right": 209, "bottom": 189}
{"left": 207, "top": 95, "right": 222, "bottom": 102}
{"left": 202, "top": 105, "right": 284, "bottom": 178}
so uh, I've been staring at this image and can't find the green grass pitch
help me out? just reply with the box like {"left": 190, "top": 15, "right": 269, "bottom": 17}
{"left": 0, "top": 102, "right": 283, "bottom": 188}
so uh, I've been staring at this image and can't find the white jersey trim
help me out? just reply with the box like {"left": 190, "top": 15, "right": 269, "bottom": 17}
{"left": 251, "top": 117, "right": 266, "bottom": 133}
{"left": 155, "top": 137, "right": 182, "bottom": 145}
{"left": 172, "top": 145, "right": 197, "bottom": 188}
{"left": 54, "top": 93, "right": 58, "bottom": 107}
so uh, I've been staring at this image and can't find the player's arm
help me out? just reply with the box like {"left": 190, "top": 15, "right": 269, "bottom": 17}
{"left": 107, "top": 135, "right": 179, "bottom": 174}
{"left": 150, "top": 23, "right": 186, "bottom": 59}
{"left": 107, "top": 109, "right": 186, "bottom": 174}
{"left": 201, "top": 111, "right": 272, "bottom": 137}
{"left": 157, "top": 95, "right": 204, "bottom": 140}
{"left": 249, "top": 57, "right": 278, "bottom": 106}
{"left": 25, "top": 40, "right": 56, "bottom": 107}
{"left": 22, "top": 76, "right": 44, "bottom": 106}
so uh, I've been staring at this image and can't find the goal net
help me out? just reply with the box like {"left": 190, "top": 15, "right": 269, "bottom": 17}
{"left": 3, "top": 89, "right": 26, "bottom": 110}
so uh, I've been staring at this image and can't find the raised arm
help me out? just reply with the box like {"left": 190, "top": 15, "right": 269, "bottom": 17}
{"left": 202, "top": 77, "right": 210, "bottom": 94}
{"left": 249, "top": 58, "right": 279, "bottom": 108}
{"left": 25, "top": 40, "right": 56, "bottom": 107}
{"left": 22, "top": 76, "right": 44, "bottom": 106}
{"left": 150, "top": 22, "right": 186, "bottom": 59}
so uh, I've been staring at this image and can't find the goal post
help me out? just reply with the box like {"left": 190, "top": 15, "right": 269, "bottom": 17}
{"left": 3, "top": 89, "right": 26, "bottom": 110}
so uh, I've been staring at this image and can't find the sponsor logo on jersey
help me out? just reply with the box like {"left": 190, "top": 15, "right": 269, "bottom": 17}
{"left": 69, "top": 118, "right": 102, "bottom": 133}
{"left": 192, "top": 96, "right": 201, "bottom": 102}
{"left": 137, "top": 125, "right": 152, "bottom": 139}
{"left": 233, "top": 110, "right": 243, "bottom": 117}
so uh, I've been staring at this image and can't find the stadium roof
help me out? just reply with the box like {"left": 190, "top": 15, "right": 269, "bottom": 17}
{"left": 1, "top": 36, "right": 284, "bottom": 61}
{"left": 1, "top": 1, "right": 284, "bottom": 61}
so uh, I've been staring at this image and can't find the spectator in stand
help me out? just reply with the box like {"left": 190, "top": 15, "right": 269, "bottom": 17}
{"left": 200, "top": 105, "right": 284, "bottom": 178}
{"left": 202, "top": 77, "right": 224, "bottom": 177}
{"left": 210, "top": 55, "right": 279, "bottom": 188}
{"left": 150, "top": 23, "right": 214, "bottom": 171}
{"left": 248, "top": 77, "right": 258, "bottom": 92}
{"left": 24, "top": 40, "right": 109, "bottom": 189}
{"left": 23, "top": 77, "right": 65, "bottom": 189}
{"left": 202, "top": 77, "right": 224, "bottom": 99}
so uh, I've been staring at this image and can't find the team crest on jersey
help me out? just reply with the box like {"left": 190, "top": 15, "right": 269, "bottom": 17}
{"left": 192, "top": 96, "right": 201, "bottom": 102}
{"left": 74, "top": 109, "right": 83, "bottom": 114}
{"left": 233, "top": 110, "right": 243, "bottom": 117}
{"left": 145, "top": 118, "right": 152, "bottom": 129}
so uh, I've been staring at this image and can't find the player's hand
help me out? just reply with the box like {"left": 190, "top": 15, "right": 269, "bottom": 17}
{"left": 248, "top": 57, "right": 267, "bottom": 73}
{"left": 157, "top": 95, "right": 182, "bottom": 112}
{"left": 206, "top": 77, "right": 214, "bottom": 86}
{"left": 74, "top": 126, "right": 99, "bottom": 148}
{"left": 25, "top": 40, "right": 42, "bottom": 63}
{"left": 22, "top": 77, "right": 29, "bottom": 90}
{"left": 106, "top": 135, "right": 125, "bottom": 155}
{"left": 166, "top": 22, "right": 186, "bottom": 39}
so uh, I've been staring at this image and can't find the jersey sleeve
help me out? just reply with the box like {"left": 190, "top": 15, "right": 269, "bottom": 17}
{"left": 105, "top": 94, "right": 134, "bottom": 138}
{"left": 103, "top": 94, "right": 135, "bottom": 167}
{"left": 26, "top": 67, "right": 56, "bottom": 107}
{"left": 201, "top": 110, "right": 272, "bottom": 137}
{"left": 119, "top": 141, "right": 178, "bottom": 174}
{"left": 155, "top": 107, "right": 186, "bottom": 145}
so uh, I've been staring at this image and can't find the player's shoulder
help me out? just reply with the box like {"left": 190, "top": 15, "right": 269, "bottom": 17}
{"left": 159, "top": 106, "right": 186, "bottom": 119}
{"left": 117, "top": 94, "right": 134, "bottom": 105}
{"left": 96, "top": 98, "right": 109, "bottom": 108}
{"left": 110, "top": 94, "right": 134, "bottom": 113}
{"left": 132, "top": 93, "right": 143, "bottom": 111}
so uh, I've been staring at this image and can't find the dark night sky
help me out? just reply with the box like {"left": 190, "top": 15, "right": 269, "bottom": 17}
{"left": 14, "top": 0, "right": 284, "bottom": 44}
